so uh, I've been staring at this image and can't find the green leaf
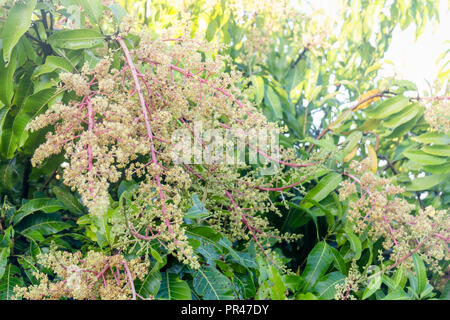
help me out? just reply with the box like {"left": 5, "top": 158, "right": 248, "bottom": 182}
{"left": 296, "top": 292, "right": 319, "bottom": 300}
{"left": 362, "top": 266, "right": 382, "bottom": 299}
{"left": 342, "top": 131, "right": 363, "bottom": 157}
{"left": 52, "top": 186, "right": 86, "bottom": 216}
{"left": 302, "top": 241, "right": 333, "bottom": 288}
{"left": 0, "top": 50, "right": 16, "bottom": 106}
{"left": 314, "top": 271, "right": 346, "bottom": 300}
{"left": 1, "top": 0, "right": 37, "bottom": 63}
{"left": 406, "top": 174, "right": 446, "bottom": 191}
{"left": 0, "top": 88, "right": 62, "bottom": 158}
{"left": 0, "top": 248, "right": 9, "bottom": 280}
{"left": 414, "top": 132, "right": 450, "bottom": 145}
{"left": 157, "top": 272, "right": 191, "bottom": 300}
{"left": 411, "top": 253, "right": 427, "bottom": 295}
{"left": 381, "top": 288, "right": 411, "bottom": 300}
{"left": 184, "top": 194, "right": 210, "bottom": 219}
{"left": 251, "top": 75, "right": 264, "bottom": 104}
{"left": 0, "top": 264, "right": 23, "bottom": 300}
{"left": 193, "top": 266, "right": 233, "bottom": 300}
{"left": 0, "top": 160, "right": 20, "bottom": 193}
{"left": 78, "top": 0, "right": 104, "bottom": 24}
{"left": 0, "top": 226, "right": 13, "bottom": 280}
{"left": 15, "top": 213, "right": 72, "bottom": 238}
{"left": 394, "top": 266, "right": 407, "bottom": 289}
{"left": 12, "top": 198, "right": 65, "bottom": 225}
{"left": 423, "top": 163, "right": 450, "bottom": 175}
{"left": 382, "top": 104, "right": 421, "bottom": 129}
{"left": 440, "top": 281, "right": 450, "bottom": 300}
{"left": 48, "top": 29, "right": 105, "bottom": 50}
{"left": 135, "top": 259, "right": 164, "bottom": 299}
{"left": 328, "top": 111, "right": 352, "bottom": 132}
{"left": 301, "top": 173, "right": 342, "bottom": 209}
{"left": 421, "top": 145, "right": 450, "bottom": 157}
{"left": 32, "top": 56, "right": 74, "bottom": 78}
{"left": 365, "top": 95, "right": 409, "bottom": 119}
{"left": 150, "top": 247, "right": 163, "bottom": 264}
{"left": 205, "top": 19, "right": 218, "bottom": 42}
{"left": 302, "top": 137, "right": 338, "bottom": 153}
{"left": 328, "top": 245, "right": 347, "bottom": 275}
{"left": 269, "top": 266, "right": 286, "bottom": 300}
{"left": 108, "top": 3, "right": 128, "bottom": 23}
{"left": 403, "top": 150, "right": 447, "bottom": 165}
{"left": 344, "top": 233, "right": 362, "bottom": 260}
{"left": 265, "top": 85, "right": 283, "bottom": 119}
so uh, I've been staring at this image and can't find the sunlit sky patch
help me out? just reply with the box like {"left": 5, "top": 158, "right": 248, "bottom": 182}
{"left": 307, "top": 0, "right": 449, "bottom": 95}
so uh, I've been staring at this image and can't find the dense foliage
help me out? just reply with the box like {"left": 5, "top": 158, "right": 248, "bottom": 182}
{"left": 0, "top": 0, "right": 448, "bottom": 300}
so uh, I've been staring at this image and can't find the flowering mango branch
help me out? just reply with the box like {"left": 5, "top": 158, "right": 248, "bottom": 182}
{"left": 117, "top": 37, "right": 180, "bottom": 248}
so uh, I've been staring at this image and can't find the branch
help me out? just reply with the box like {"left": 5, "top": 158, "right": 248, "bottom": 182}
{"left": 307, "top": 91, "right": 389, "bottom": 152}
{"left": 291, "top": 48, "right": 308, "bottom": 68}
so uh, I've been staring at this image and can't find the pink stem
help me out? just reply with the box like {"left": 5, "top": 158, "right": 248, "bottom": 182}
{"left": 122, "top": 261, "right": 137, "bottom": 300}
{"left": 383, "top": 217, "right": 398, "bottom": 247}
{"left": 117, "top": 37, "right": 177, "bottom": 244}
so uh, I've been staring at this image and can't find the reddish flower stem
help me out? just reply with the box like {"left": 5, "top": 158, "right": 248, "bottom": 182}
{"left": 122, "top": 261, "right": 137, "bottom": 300}
{"left": 117, "top": 37, "right": 178, "bottom": 245}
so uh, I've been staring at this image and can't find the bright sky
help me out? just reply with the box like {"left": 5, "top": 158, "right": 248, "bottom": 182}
{"left": 381, "top": 1, "right": 449, "bottom": 94}
{"left": 309, "top": 0, "right": 449, "bottom": 95}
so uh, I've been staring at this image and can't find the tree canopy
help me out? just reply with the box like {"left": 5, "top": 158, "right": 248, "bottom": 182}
{"left": 0, "top": 0, "right": 448, "bottom": 300}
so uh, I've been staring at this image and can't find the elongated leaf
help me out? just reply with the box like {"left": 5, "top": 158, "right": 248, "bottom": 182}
{"left": 329, "top": 111, "right": 352, "bottom": 131}
{"left": 423, "top": 163, "right": 450, "bottom": 175}
{"left": 0, "top": 264, "right": 23, "bottom": 300}
{"left": 365, "top": 95, "right": 409, "bottom": 119}
{"left": 1, "top": 0, "right": 36, "bottom": 63}
{"left": 15, "top": 213, "right": 72, "bottom": 238}
{"left": 381, "top": 289, "right": 411, "bottom": 300}
{"left": 52, "top": 186, "right": 86, "bottom": 216}
{"left": 32, "top": 56, "right": 74, "bottom": 78}
{"left": 269, "top": 266, "right": 286, "bottom": 300}
{"left": 383, "top": 103, "right": 421, "bottom": 128}
{"left": 403, "top": 150, "right": 447, "bottom": 165}
{"left": 314, "top": 271, "right": 345, "bottom": 300}
{"left": 0, "top": 248, "right": 9, "bottom": 280}
{"left": 411, "top": 253, "right": 427, "bottom": 295}
{"left": 303, "top": 241, "right": 333, "bottom": 288}
{"left": 157, "top": 272, "right": 191, "bottom": 300}
{"left": 48, "top": 29, "right": 105, "bottom": 50}
{"left": 354, "top": 89, "right": 380, "bottom": 111}
{"left": 251, "top": 75, "right": 264, "bottom": 104}
{"left": 344, "top": 233, "right": 362, "bottom": 260}
{"left": 1, "top": 88, "right": 61, "bottom": 158}
{"left": 78, "top": 0, "right": 104, "bottom": 24}
{"left": 367, "top": 144, "right": 378, "bottom": 173}
{"left": 193, "top": 266, "right": 233, "bottom": 300}
{"left": 406, "top": 174, "right": 446, "bottom": 191}
{"left": 184, "top": 194, "right": 210, "bottom": 219}
{"left": 414, "top": 132, "right": 450, "bottom": 145}
{"left": 302, "top": 137, "right": 337, "bottom": 153}
{"left": 287, "top": 63, "right": 303, "bottom": 99}
{"left": 328, "top": 245, "right": 347, "bottom": 275}
{"left": 342, "top": 131, "right": 362, "bottom": 157}
{"left": 135, "top": 259, "right": 164, "bottom": 299}
{"left": 0, "top": 226, "right": 13, "bottom": 280}
{"left": 421, "top": 145, "right": 450, "bottom": 157}
{"left": 0, "top": 160, "right": 20, "bottom": 193}
{"left": 0, "top": 50, "right": 16, "bottom": 106}
{"left": 13, "top": 199, "right": 64, "bottom": 226}
{"left": 362, "top": 266, "right": 382, "bottom": 299}
{"left": 301, "top": 173, "right": 342, "bottom": 209}
{"left": 265, "top": 85, "right": 282, "bottom": 119}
